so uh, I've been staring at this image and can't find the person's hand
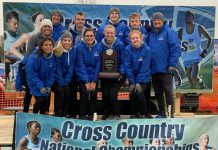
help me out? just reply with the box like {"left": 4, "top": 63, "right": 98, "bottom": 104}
{"left": 200, "top": 49, "right": 207, "bottom": 58}
{"left": 85, "top": 83, "right": 91, "bottom": 91}
{"left": 135, "top": 84, "right": 142, "bottom": 93}
{"left": 40, "top": 88, "right": 47, "bottom": 94}
{"left": 46, "top": 87, "right": 51, "bottom": 93}
{"left": 168, "top": 66, "right": 176, "bottom": 74}
{"left": 90, "top": 82, "right": 96, "bottom": 91}
{"left": 129, "top": 84, "right": 135, "bottom": 92}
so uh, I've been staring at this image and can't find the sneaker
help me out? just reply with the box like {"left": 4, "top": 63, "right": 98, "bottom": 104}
{"left": 156, "top": 114, "right": 167, "bottom": 118}
{"left": 199, "top": 80, "right": 205, "bottom": 89}
{"left": 130, "top": 113, "right": 141, "bottom": 119}
{"left": 101, "top": 114, "right": 109, "bottom": 120}
{"left": 107, "top": 115, "right": 120, "bottom": 120}
{"left": 141, "top": 114, "right": 153, "bottom": 119}
{"left": 79, "top": 115, "right": 88, "bottom": 120}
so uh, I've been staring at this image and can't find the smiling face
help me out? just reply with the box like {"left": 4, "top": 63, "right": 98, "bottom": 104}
{"left": 104, "top": 26, "right": 115, "bottom": 44}
{"left": 41, "top": 25, "right": 52, "bottom": 36}
{"left": 200, "top": 134, "right": 209, "bottom": 147}
{"left": 109, "top": 12, "right": 119, "bottom": 24}
{"left": 62, "top": 37, "right": 72, "bottom": 50}
{"left": 7, "top": 18, "right": 19, "bottom": 33}
{"left": 74, "top": 14, "right": 85, "bottom": 30}
{"left": 130, "top": 31, "right": 143, "bottom": 48}
{"left": 84, "top": 30, "right": 95, "bottom": 46}
{"left": 52, "top": 12, "right": 62, "bottom": 25}
{"left": 152, "top": 18, "right": 164, "bottom": 32}
{"left": 41, "top": 40, "right": 54, "bottom": 55}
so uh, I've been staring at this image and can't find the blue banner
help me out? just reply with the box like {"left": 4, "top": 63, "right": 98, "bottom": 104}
{"left": 3, "top": 3, "right": 215, "bottom": 92}
{"left": 15, "top": 112, "right": 218, "bottom": 149}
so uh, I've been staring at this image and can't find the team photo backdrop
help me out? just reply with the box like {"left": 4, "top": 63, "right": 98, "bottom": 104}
{"left": 3, "top": 2, "right": 216, "bottom": 92}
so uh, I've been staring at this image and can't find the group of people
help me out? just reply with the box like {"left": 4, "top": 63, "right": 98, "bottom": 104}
{"left": 4, "top": 7, "right": 211, "bottom": 120}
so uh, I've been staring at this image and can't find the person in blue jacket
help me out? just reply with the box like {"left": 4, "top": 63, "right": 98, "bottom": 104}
{"left": 53, "top": 30, "right": 76, "bottom": 117}
{"left": 75, "top": 28, "right": 101, "bottom": 120}
{"left": 51, "top": 10, "right": 66, "bottom": 43}
{"left": 125, "top": 30, "right": 151, "bottom": 119}
{"left": 25, "top": 37, "right": 56, "bottom": 114}
{"left": 99, "top": 25, "right": 125, "bottom": 120}
{"left": 96, "top": 7, "right": 129, "bottom": 46}
{"left": 147, "top": 12, "right": 181, "bottom": 118}
{"left": 68, "top": 12, "right": 86, "bottom": 118}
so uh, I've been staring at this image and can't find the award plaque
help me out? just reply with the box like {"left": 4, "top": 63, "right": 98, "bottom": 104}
{"left": 99, "top": 49, "right": 120, "bottom": 78}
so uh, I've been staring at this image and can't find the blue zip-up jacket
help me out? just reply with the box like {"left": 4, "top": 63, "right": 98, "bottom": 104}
{"left": 52, "top": 23, "right": 66, "bottom": 43}
{"left": 124, "top": 43, "right": 151, "bottom": 84}
{"left": 96, "top": 19, "right": 129, "bottom": 46}
{"left": 55, "top": 47, "right": 76, "bottom": 87}
{"left": 15, "top": 49, "right": 38, "bottom": 91}
{"left": 75, "top": 40, "right": 101, "bottom": 83}
{"left": 99, "top": 38, "right": 125, "bottom": 75}
{"left": 25, "top": 53, "right": 56, "bottom": 96}
{"left": 147, "top": 22, "right": 181, "bottom": 74}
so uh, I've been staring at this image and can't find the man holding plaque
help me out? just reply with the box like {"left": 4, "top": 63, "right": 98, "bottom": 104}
{"left": 99, "top": 25, "right": 125, "bottom": 120}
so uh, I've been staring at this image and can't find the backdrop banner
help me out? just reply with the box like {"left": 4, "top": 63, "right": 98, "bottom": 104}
{"left": 15, "top": 112, "right": 217, "bottom": 150}
{"left": 3, "top": 3, "right": 215, "bottom": 92}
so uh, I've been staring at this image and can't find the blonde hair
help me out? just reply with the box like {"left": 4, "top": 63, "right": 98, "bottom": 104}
{"left": 129, "top": 30, "right": 144, "bottom": 41}
{"left": 103, "top": 24, "right": 116, "bottom": 35}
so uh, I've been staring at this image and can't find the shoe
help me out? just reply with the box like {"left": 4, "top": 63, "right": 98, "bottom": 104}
{"left": 156, "top": 114, "right": 167, "bottom": 118}
{"left": 199, "top": 79, "right": 205, "bottom": 89}
{"left": 141, "top": 114, "right": 153, "bottom": 119}
{"left": 106, "top": 115, "right": 120, "bottom": 120}
{"left": 79, "top": 115, "right": 88, "bottom": 120}
{"left": 130, "top": 113, "right": 141, "bottom": 119}
{"left": 101, "top": 114, "right": 109, "bottom": 120}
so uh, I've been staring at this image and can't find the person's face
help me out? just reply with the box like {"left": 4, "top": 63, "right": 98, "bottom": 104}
{"left": 41, "top": 40, "right": 53, "bottom": 55}
{"left": 84, "top": 31, "right": 95, "bottom": 46}
{"left": 35, "top": 14, "right": 45, "bottom": 27}
{"left": 152, "top": 19, "right": 164, "bottom": 31}
{"left": 29, "top": 123, "right": 41, "bottom": 136}
{"left": 104, "top": 28, "right": 115, "bottom": 43}
{"left": 130, "top": 33, "right": 142, "bottom": 48}
{"left": 52, "top": 12, "right": 62, "bottom": 25}
{"left": 97, "top": 140, "right": 107, "bottom": 148}
{"left": 185, "top": 14, "right": 194, "bottom": 24}
{"left": 201, "top": 135, "right": 209, "bottom": 146}
{"left": 7, "top": 18, "right": 19, "bottom": 33}
{"left": 74, "top": 15, "right": 85, "bottom": 29}
{"left": 129, "top": 17, "right": 141, "bottom": 29}
{"left": 41, "top": 25, "right": 52, "bottom": 36}
{"left": 165, "top": 138, "right": 174, "bottom": 145}
{"left": 152, "top": 138, "right": 160, "bottom": 147}
{"left": 62, "top": 37, "right": 72, "bottom": 50}
{"left": 109, "top": 12, "right": 119, "bottom": 23}
{"left": 124, "top": 139, "right": 133, "bottom": 147}
{"left": 52, "top": 132, "right": 62, "bottom": 143}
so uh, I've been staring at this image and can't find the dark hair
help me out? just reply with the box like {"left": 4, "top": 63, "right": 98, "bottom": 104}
{"left": 32, "top": 12, "right": 44, "bottom": 23}
{"left": 83, "top": 28, "right": 95, "bottom": 37}
{"left": 6, "top": 10, "right": 19, "bottom": 22}
{"left": 37, "top": 37, "right": 54, "bottom": 57}
{"left": 50, "top": 128, "right": 61, "bottom": 137}
{"left": 26, "top": 121, "right": 41, "bottom": 133}
{"left": 185, "top": 11, "right": 195, "bottom": 18}
{"left": 51, "top": 10, "right": 63, "bottom": 23}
